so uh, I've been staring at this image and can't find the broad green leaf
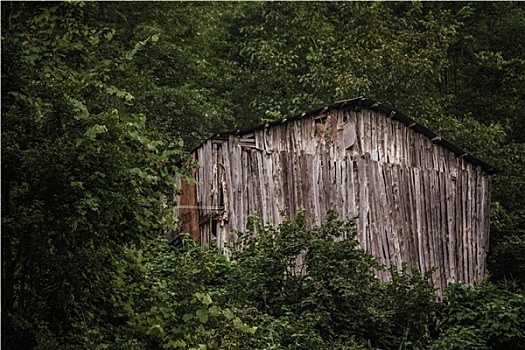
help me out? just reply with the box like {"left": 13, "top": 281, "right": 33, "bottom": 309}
{"left": 196, "top": 309, "right": 208, "bottom": 323}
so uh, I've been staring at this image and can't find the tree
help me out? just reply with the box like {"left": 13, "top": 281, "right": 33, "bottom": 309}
{"left": 1, "top": 2, "right": 182, "bottom": 347}
{"left": 93, "top": 2, "right": 239, "bottom": 150}
{"left": 222, "top": 2, "right": 461, "bottom": 126}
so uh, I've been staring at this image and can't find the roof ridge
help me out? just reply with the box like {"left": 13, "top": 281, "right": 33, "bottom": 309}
{"left": 201, "top": 97, "right": 496, "bottom": 175}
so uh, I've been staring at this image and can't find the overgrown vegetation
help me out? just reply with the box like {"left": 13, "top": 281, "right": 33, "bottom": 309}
{"left": 225, "top": 211, "right": 437, "bottom": 349}
{"left": 433, "top": 283, "right": 525, "bottom": 350}
{"left": 2, "top": 1, "right": 525, "bottom": 349}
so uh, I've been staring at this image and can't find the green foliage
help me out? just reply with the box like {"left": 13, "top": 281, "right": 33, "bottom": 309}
{"left": 433, "top": 283, "right": 525, "bottom": 350}
{"left": 381, "top": 264, "right": 437, "bottom": 349}
{"left": 93, "top": 2, "right": 237, "bottom": 149}
{"left": 225, "top": 2, "right": 461, "bottom": 125}
{"left": 3, "top": 2, "right": 525, "bottom": 349}
{"left": 1, "top": 2, "right": 183, "bottom": 348}
{"left": 227, "top": 211, "right": 436, "bottom": 349}
{"left": 442, "top": 2, "right": 525, "bottom": 142}
{"left": 121, "top": 238, "right": 257, "bottom": 349}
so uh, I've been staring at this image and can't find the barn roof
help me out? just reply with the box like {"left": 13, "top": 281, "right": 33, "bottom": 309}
{"left": 206, "top": 96, "right": 496, "bottom": 175}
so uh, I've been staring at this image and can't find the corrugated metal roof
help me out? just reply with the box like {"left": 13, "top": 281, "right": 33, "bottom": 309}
{"left": 204, "top": 96, "right": 496, "bottom": 175}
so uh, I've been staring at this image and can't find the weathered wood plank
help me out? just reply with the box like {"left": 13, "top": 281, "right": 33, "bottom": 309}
{"left": 347, "top": 158, "right": 357, "bottom": 218}
{"left": 432, "top": 170, "right": 441, "bottom": 289}
{"left": 374, "top": 160, "right": 391, "bottom": 267}
{"left": 482, "top": 175, "right": 491, "bottom": 278}
{"left": 237, "top": 145, "right": 246, "bottom": 230}
{"left": 370, "top": 111, "right": 379, "bottom": 162}
{"left": 438, "top": 171, "right": 448, "bottom": 292}
{"left": 476, "top": 168, "right": 484, "bottom": 281}
{"left": 272, "top": 152, "right": 284, "bottom": 225}
{"left": 212, "top": 143, "right": 219, "bottom": 210}
{"left": 459, "top": 163, "right": 469, "bottom": 283}
{"left": 311, "top": 154, "right": 321, "bottom": 224}
{"left": 421, "top": 169, "right": 433, "bottom": 275}
{"left": 340, "top": 158, "right": 347, "bottom": 221}
{"left": 363, "top": 110, "right": 372, "bottom": 158}
{"left": 358, "top": 154, "right": 369, "bottom": 251}
{"left": 216, "top": 145, "right": 224, "bottom": 250}
{"left": 330, "top": 112, "right": 338, "bottom": 159}
{"left": 467, "top": 165, "right": 475, "bottom": 283}
{"left": 366, "top": 155, "right": 383, "bottom": 274}
{"left": 444, "top": 173, "right": 455, "bottom": 284}
{"left": 413, "top": 168, "right": 425, "bottom": 272}
{"left": 387, "top": 164, "right": 403, "bottom": 269}
{"left": 403, "top": 166, "right": 417, "bottom": 264}
{"left": 395, "top": 121, "right": 402, "bottom": 165}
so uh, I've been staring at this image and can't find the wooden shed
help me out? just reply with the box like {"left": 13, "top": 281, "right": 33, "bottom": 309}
{"left": 174, "top": 97, "right": 495, "bottom": 292}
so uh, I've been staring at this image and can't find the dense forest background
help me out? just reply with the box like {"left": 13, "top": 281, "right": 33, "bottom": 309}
{"left": 2, "top": 2, "right": 525, "bottom": 349}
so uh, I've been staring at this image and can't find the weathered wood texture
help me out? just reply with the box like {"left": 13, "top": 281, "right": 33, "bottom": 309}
{"left": 185, "top": 108, "right": 492, "bottom": 294}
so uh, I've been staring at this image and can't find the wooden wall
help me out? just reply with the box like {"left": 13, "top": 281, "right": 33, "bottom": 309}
{"left": 188, "top": 108, "right": 492, "bottom": 293}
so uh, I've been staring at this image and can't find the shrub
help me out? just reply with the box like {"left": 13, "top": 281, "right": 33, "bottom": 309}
{"left": 226, "top": 211, "right": 436, "bottom": 349}
{"left": 433, "top": 282, "right": 525, "bottom": 350}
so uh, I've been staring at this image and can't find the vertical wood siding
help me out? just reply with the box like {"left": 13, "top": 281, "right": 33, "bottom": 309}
{"left": 188, "top": 109, "right": 491, "bottom": 293}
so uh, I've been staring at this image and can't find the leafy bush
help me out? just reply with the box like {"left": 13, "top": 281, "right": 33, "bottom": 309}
{"left": 226, "top": 211, "right": 436, "bottom": 349}
{"left": 121, "top": 237, "right": 257, "bottom": 349}
{"left": 433, "top": 282, "right": 525, "bottom": 350}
